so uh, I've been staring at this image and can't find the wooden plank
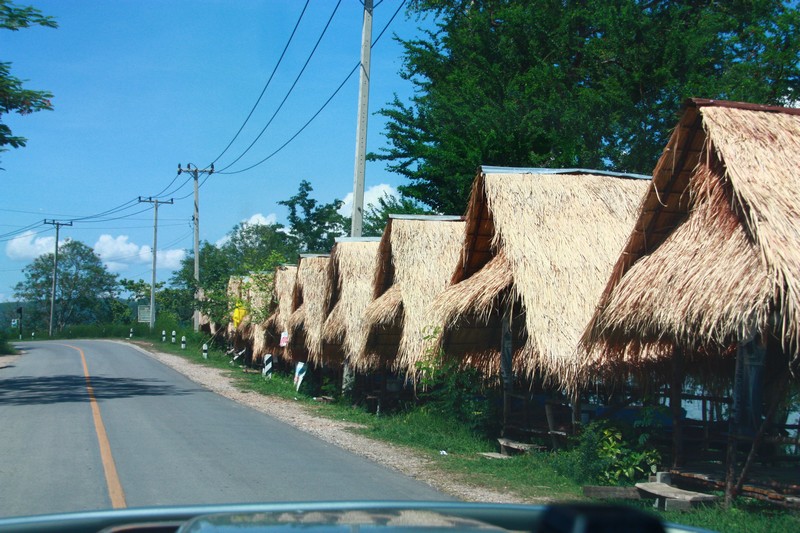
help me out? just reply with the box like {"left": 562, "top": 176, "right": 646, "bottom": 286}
{"left": 582, "top": 486, "right": 641, "bottom": 500}
{"left": 497, "top": 437, "right": 544, "bottom": 455}
{"left": 635, "top": 482, "right": 718, "bottom": 502}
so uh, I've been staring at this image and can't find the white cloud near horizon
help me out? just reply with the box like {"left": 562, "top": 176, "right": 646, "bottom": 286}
{"left": 5, "top": 231, "right": 57, "bottom": 261}
{"left": 215, "top": 212, "right": 279, "bottom": 247}
{"left": 93, "top": 234, "right": 185, "bottom": 273}
{"left": 338, "top": 183, "right": 397, "bottom": 217}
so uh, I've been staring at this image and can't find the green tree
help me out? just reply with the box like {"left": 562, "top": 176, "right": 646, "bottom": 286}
{"left": 14, "top": 240, "right": 118, "bottom": 332}
{"left": 374, "top": 0, "right": 800, "bottom": 214}
{"left": 223, "top": 220, "right": 296, "bottom": 272}
{"left": 362, "top": 192, "right": 431, "bottom": 237}
{"left": 278, "top": 180, "right": 348, "bottom": 253}
{"left": 1, "top": 0, "right": 57, "bottom": 160}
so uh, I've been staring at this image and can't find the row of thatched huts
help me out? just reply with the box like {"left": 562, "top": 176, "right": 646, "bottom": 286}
{"left": 220, "top": 99, "right": 799, "bottom": 405}
{"left": 209, "top": 98, "right": 800, "bottom": 502}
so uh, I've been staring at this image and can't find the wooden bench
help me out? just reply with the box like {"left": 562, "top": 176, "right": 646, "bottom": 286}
{"left": 635, "top": 481, "right": 718, "bottom": 511}
{"left": 497, "top": 438, "right": 545, "bottom": 456}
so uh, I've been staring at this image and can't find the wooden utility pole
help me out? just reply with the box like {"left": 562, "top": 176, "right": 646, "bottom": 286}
{"left": 139, "top": 197, "right": 173, "bottom": 330}
{"left": 178, "top": 163, "right": 213, "bottom": 332}
{"left": 44, "top": 219, "right": 72, "bottom": 337}
{"left": 350, "top": 0, "right": 373, "bottom": 238}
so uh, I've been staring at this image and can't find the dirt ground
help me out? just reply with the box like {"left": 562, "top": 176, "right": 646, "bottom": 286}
{"left": 125, "top": 341, "right": 541, "bottom": 504}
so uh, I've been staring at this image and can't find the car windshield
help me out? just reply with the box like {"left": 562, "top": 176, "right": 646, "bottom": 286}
{"left": 2, "top": 2, "right": 800, "bottom": 533}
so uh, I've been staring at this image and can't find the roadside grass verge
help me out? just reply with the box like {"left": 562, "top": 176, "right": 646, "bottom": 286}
{"left": 0, "top": 334, "right": 16, "bottom": 355}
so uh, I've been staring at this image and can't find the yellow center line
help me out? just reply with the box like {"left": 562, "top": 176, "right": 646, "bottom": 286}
{"left": 64, "top": 343, "right": 127, "bottom": 509}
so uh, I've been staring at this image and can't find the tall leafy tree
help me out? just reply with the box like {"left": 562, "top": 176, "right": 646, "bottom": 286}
{"left": 1, "top": 0, "right": 57, "bottom": 161}
{"left": 14, "top": 240, "right": 118, "bottom": 331}
{"left": 374, "top": 0, "right": 800, "bottom": 213}
{"left": 278, "top": 180, "right": 348, "bottom": 253}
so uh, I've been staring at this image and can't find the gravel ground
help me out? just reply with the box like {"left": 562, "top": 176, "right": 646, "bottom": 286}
{"left": 124, "top": 341, "right": 544, "bottom": 504}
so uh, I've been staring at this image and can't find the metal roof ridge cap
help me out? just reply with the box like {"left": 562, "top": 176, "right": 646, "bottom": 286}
{"left": 387, "top": 214, "right": 463, "bottom": 221}
{"left": 479, "top": 165, "right": 651, "bottom": 180}
{"left": 334, "top": 236, "right": 382, "bottom": 243}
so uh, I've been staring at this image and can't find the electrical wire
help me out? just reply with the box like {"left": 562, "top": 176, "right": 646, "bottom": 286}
{"left": 209, "top": 0, "right": 311, "bottom": 166}
{"left": 218, "top": 0, "right": 407, "bottom": 176}
{"left": 152, "top": 171, "right": 182, "bottom": 199}
{"left": 219, "top": 62, "right": 360, "bottom": 175}
{"left": 0, "top": 226, "right": 50, "bottom": 244}
{"left": 216, "top": 0, "right": 343, "bottom": 173}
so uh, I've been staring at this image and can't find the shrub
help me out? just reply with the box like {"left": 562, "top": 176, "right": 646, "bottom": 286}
{"left": 551, "top": 420, "right": 660, "bottom": 486}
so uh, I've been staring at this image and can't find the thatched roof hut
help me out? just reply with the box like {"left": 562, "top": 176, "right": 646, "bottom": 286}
{"left": 243, "top": 271, "right": 274, "bottom": 364}
{"left": 360, "top": 215, "right": 465, "bottom": 374}
{"left": 432, "top": 166, "right": 649, "bottom": 389}
{"left": 225, "top": 275, "right": 247, "bottom": 344}
{"left": 286, "top": 254, "right": 335, "bottom": 366}
{"left": 323, "top": 237, "right": 381, "bottom": 365}
{"left": 263, "top": 264, "right": 298, "bottom": 360}
{"left": 197, "top": 288, "right": 220, "bottom": 336}
{"left": 583, "top": 99, "right": 800, "bottom": 378}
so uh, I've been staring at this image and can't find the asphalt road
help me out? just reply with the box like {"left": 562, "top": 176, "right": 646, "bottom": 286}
{"left": 0, "top": 340, "right": 447, "bottom": 518}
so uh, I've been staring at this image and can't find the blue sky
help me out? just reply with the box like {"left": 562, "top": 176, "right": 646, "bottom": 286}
{"left": 0, "top": 0, "right": 434, "bottom": 301}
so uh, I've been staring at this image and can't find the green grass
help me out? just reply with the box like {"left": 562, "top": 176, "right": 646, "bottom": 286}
{"left": 0, "top": 335, "right": 16, "bottom": 355}
{"left": 650, "top": 498, "right": 799, "bottom": 532}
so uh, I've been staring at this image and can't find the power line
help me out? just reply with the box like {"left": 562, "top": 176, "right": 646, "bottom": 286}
{"left": 217, "top": 0, "right": 406, "bottom": 176}
{"left": 209, "top": 0, "right": 311, "bottom": 166}
{"left": 219, "top": 62, "right": 360, "bottom": 176}
{"left": 216, "top": 0, "right": 343, "bottom": 173}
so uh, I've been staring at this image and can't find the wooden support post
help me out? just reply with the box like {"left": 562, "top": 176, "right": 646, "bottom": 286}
{"left": 545, "top": 401, "right": 560, "bottom": 450}
{"left": 500, "top": 303, "right": 514, "bottom": 436}
{"left": 571, "top": 391, "right": 581, "bottom": 435}
{"left": 670, "top": 348, "right": 685, "bottom": 467}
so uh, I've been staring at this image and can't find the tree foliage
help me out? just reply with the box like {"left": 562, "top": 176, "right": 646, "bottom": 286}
{"left": 278, "top": 180, "right": 348, "bottom": 253}
{"left": 362, "top": 192, "right": 431, "bottom": 237}
{"left": 1, "top": 0, "right": 57, "bottom": 159}
{"left": 375, "top": 0, "right": 800, "bottom": 213}
{"left": 14, "top": 240, "right": 118, "bottom": 332}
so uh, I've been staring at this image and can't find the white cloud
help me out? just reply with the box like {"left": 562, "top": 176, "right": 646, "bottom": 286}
{"left": 215, "top": 212, "right": 279, "bottom": 247}
{"left": 338, "top": 183, "right": 397, "bottom": 217}
{"left": 5, "top": 231, "right": 57, "bottom": 261}
{"left": 244, "top": 213, "right": 277, "bottom": 226}
{"left": 93, "top": 234, "right": 185, "bottom": 272}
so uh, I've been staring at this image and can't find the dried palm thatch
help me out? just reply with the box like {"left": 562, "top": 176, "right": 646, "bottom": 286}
{"left": 286, "top": 254, "right": 337, "bottom": 365}
{"left": 359, "top": 215, "right": 465, "bottom": 374}
{"left": 584, "top": 99, "right": 800, "bottom": 380}
{"left": 432, "top": 167, "right": 649, "bottom": 389}
{"left": 263, "top": 264, "right": 297, "bottom": 360}
{"left": 197, "top": 288, "right": 220, "bottom": 336}
{"left": 323, "top": 238, "right": 381, "bottom": 365}
{"left": 225, "top": 275, "right": 246, "bottom": 342}
{"left": 245, "top": 272, "right": 274, "bottom": 363}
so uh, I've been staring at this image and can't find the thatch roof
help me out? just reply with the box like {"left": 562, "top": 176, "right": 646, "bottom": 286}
{"left": 286, "top": 254, "right": 335, "bottom": 365}
{"left": 583, "top": 99, "right": 800, "bottom": 377}
{"left": 322, "top": 238, "right": 381, "bottom": 364}
{"left": 360, "top": 215, "right": 465, "bottom": 374}
{"left": 263, "top": 264, "right": 298, "bottom": 359}
{"left": 432, "top": 167, "right": 650, "bottom": 388}
{"left": 244, "top": 272, "right": 274, "bottom": 363}
{"left": 225, "top": 275, "right": 246, "bottom": 342}
{"left": 197, "top": 288, "right": 220, "bottom": 336}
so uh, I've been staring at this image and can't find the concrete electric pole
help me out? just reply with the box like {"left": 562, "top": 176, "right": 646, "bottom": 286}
{"left": 178, "top": 163, "right": 213, "bottom": 332}
{"left": 350, "top": 0, "right": 373, "bottom": 238}
{"left": 139, "top": 197, "right": 173, "bottom": 330}
{"left": 44, "top": 219, "right": 72, "bottom": 337}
